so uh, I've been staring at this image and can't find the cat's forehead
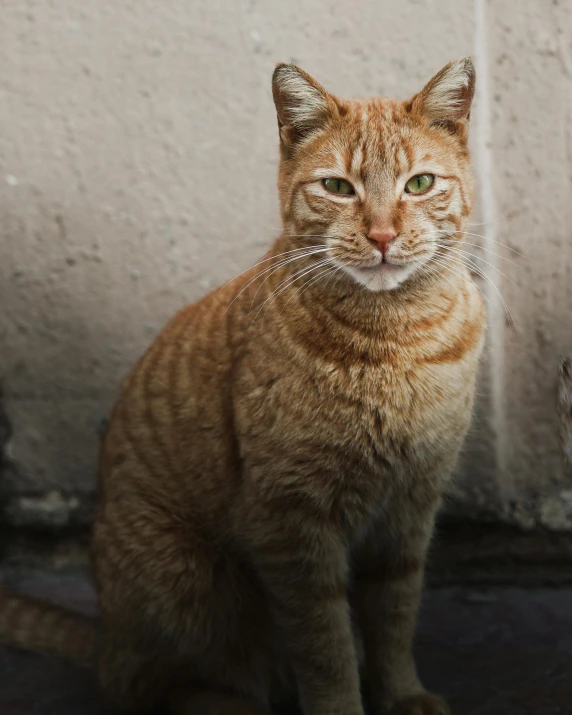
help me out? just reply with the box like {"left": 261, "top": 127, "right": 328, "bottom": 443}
{"left": 310, "top": 97, "right": 452, "bottom": 179}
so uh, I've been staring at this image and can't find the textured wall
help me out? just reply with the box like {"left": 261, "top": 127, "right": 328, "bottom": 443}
{"left": 1, "top": 0, "right": 571, "bottom": 529}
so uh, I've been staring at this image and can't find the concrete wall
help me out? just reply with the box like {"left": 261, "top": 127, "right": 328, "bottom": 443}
{"left": 1, "top": 1, "right": 571, "bottom": 529}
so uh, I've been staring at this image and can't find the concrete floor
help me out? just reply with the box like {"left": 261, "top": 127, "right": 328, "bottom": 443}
{"left": 0, "top": 569, "right": 571, "bottom": 715}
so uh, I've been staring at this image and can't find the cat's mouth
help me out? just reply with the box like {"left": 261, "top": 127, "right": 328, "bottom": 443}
{"left": 344, "top": 259, "right": 418, "bottom": 292}
{"left": 359, "top": 261, "right": 407, "bottom": 273}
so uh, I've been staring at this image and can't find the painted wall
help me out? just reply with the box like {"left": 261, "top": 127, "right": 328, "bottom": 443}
{"left": 1, "top": 0, "right": 571, "bottom": 529}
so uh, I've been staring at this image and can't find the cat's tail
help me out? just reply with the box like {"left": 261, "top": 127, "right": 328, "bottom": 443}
{"left": 0, "top": 586, "right": 97, "bottom": 668}
{"left": 559, "top": 356, "right": 572, "bottom": 467}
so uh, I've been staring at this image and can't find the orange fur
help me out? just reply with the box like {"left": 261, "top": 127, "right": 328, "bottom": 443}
{"left": 0, "top": 60, "right": 485, "bottom": 715}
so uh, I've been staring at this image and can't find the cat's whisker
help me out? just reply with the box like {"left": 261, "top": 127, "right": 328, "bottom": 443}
{"left": 426, "top": 226, "right": 524, "bottom": 257}
{"left": 427, "top": 231, "right": 523, "bottom": 268}
{"left": 431, "top": 251, "right": 516, "bottom": 329}
{"left": 291, "top": 260, "right": 341, "bottom": 297}
{"left": 223, "top": 248, "right": 331, "bottom": 314}
{"left": 417, "top": 260, "right": 463, "bottom": 301}
{"left": 435, "top": 246, "right": 511, "bottom": 286}
{"left": 247, "top": 248, "right": 331, "bottom": 311}
{"left": 282, "top": 264, "right": 342, "bottom": 312}
{"left": 465, "top": 219, "right": 499, "bottom": 228}
{"left": 249, "top": 258, "right": 333, "bottom": 327}
{"left": 448, "top": 239, "right": 522, "bottom": 267}
{"left": 252, "top": 258, "right": 332, "bottom": 318}
{"left": 456, "top": 230, "right": 526, "bottom": 257}
{"left": 426, "top": 253, "right": 475, "bottom": 288}
{"left": 435, "top": 242, "right": 515, "bottom": 285}
{"left": 312, "top": 265, "right": 346, "bottom": 298}
{"left": 425, "top": 227, "right": 523, "bottom": 259}
{"left": 224, "top": 250, "right": 326, "bottom": 313}
{"left": 425, "top": 255, "right": 491, "bottom": 309}
{"left": 219, "top": 245, "right": 330, "bottom": 298}
{"left": 264, "top": 257, "right": 334, "bottom": 314}
{"left": 250, "top": 266, "right": 324, "bottom": 326}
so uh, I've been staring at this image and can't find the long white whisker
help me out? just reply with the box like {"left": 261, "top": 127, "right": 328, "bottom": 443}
{"left": 219, "top": 245, "right": 329, "bottom": 291}
{"left": 248, "top": 249, "right": 331, "bottom": 311}
{"left": 435, "top": 243, "right": 515, "bottom": 285}
{"left": 432, "top": 251, "right": 515, "bottom": 328}
{"left": 223, "top": 248, "right": 330, "bottom": 314}
{"left": 452, "top": 239, "right": 522, "bottom": 266}
{"left": 427, "top": 253, "right": 474, "bottom": 287}
{"left": 250, "top": 258, "right": 333, "bottom": 327}
{"left": 429, "top": 234, "right": 523, "bottom": 268}
{"left": 427, "top": 255, "right": 491, "bottom": 309}
{"left": 456, "top": 230, "right": 525, "bottom": 257}
{"left": 466, "top": 219, "right": 498, "bottom": 228}
{"left": 424, "top": 227, "right": 525, "bottom": 260}
{"left": 420, "top": 260, "right": 491, "bottom": 305}
{"left": 282, "top": 264, "right": 342, "bottom": 311}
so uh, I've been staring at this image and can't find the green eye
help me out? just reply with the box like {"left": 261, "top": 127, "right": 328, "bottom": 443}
{"left": 323, "top": 178, "right": 355, "bottom": 195}
{"left": 405, "top": 174, "right": 435, "bottom": 194}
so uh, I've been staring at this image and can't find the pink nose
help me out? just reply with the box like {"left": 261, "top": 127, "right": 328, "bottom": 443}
{"left": 368, "top": 229, "right": 397, "bottom": 259}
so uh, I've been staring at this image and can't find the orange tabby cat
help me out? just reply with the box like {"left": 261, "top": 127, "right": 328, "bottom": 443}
{"left": 0, "top": 59, "right": 485, "bottom": 715}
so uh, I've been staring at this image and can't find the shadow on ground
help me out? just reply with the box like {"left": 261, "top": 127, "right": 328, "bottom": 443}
{"left": 0, "top": 569, "right": 570, "bottom": 715}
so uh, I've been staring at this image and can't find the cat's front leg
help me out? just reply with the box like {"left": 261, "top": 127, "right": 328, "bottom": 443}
{"left": 352, "top": 509, "right": 448, "bottom": 715}
{"left": 243, "top": 510, "right": 364, "bottom": 715}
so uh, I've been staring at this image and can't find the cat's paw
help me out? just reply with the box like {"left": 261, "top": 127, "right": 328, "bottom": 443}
{"left": 388, "top": 693, "right": 450, "bottom": 715}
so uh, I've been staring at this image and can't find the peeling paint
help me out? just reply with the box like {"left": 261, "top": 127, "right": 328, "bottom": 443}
{"left": 539, "top": 491, "right": 572, "bottom": 531}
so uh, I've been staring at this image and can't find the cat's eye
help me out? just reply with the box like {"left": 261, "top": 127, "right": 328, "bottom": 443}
{"left": 404, "top": 174, "right": 435, "bottom": 195}
{"left": 322, "top": 178, "right": 355, "bottom": 195}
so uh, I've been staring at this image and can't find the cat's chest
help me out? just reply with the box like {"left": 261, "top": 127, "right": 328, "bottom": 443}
{"left": 236, "top": 340, "right": 480, "bottom": 542}
{"left": 312, "top": 357, "right": 473, "bottom": 455}
{"left": 309, "top": 360, "right": 475, "bottom": 525}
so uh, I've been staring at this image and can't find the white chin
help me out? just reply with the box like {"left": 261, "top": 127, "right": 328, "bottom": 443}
{"left": 345, "top": 263, "right": 417, "bottom": 292}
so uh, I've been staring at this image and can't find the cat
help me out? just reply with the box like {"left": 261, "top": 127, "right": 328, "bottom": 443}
{"left": 0, "top": 58, "right": 485, "bottom": 715}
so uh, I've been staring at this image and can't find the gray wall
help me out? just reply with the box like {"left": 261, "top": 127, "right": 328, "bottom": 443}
{"left": 1, "top": 0, "right": 571, "bottom": 529}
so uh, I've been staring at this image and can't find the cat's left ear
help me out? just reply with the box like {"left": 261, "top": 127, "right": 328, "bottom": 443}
{"left": 409, "top": 58, "right": 475, "bottom": 139}
{"left": 272, "top": 64, "right": 337, "bottom": 151}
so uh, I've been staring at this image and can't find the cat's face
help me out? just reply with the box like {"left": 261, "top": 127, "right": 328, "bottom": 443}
{"left": 273, "top": 60, "right": 475, "bottom": 292}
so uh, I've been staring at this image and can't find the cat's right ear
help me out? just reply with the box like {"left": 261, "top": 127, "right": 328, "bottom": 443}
{"left": 272, "top": 64, "right": 336, "bottom": 150}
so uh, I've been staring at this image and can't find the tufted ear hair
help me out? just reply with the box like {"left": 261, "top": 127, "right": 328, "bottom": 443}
{"left": 410, "top": 58, "right": 476, "bottom": 138}
{"left": 272, "top": 63, "right": 338, "bottom": 150}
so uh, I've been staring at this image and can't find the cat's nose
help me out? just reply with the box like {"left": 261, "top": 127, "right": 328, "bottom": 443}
{"left": 368, "top": 229, "right": 397, "bottom": 259}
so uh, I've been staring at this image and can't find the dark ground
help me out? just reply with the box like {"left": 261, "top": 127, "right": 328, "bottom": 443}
{"left": 0, "top": 525, "right": 571, "bottom": 715}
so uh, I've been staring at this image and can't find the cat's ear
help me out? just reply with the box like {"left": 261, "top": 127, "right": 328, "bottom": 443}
{"left": 410, "top": 58, "right": 475, "bottom": 138}
{"left": 272, "top": 64, "right": 337, "bottom": 150}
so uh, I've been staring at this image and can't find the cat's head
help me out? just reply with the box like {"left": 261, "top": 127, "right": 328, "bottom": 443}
{"left": 272, "top": 59, "right": 475, "bottom": 292}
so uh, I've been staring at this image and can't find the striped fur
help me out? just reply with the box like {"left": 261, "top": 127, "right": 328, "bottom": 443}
{"left": 2, "top": 61, "right": 485, "bottom": 715}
